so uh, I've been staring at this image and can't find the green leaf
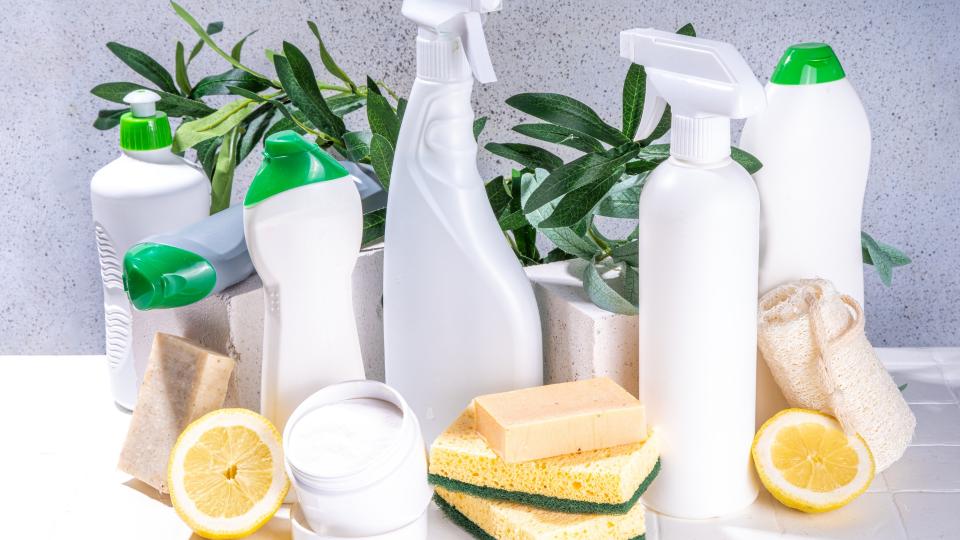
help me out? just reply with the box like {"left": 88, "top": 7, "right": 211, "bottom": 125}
{"left": 369, "top": 134, "right": 394, "bottom": 190}
{"left": 106, "top": 42, "right": 179, "bottom": 95}
{"left": 583, "top": 257, "right": 639, "bottom": 315}
{"left": 676, "top": 23, "right": 696, "bottom": 37}
{"left": 396, "top": 97, "right": 408, "bottom": 122}
{"left": 543, "top": 247, "right": 576, "bottom": 264}
{"left": 93, "top": 109, "right": 126, "bottom": 130}
{"left": 513, "top": 123, "right": 604, "bottom": 154}
{"left": 171, "top": 3, "right": 273, "bottom": 82}
{"left": 597, "top": 173, "right": 647, "bottom": 218}
{"left": 862, "top": 231, "right": 911, "bottom": 286}
{"left": 365, "top": 76, "right": 382, "bottom": 96}
{"left": 327, "top": 94, "right": 365, "bottom": 117}
{"left": 210, "top": 126, "right": 240, "bottom": 214}
{"left": 194, "top": 136, "right": 221, "bottom": 179}
{"left": 511, "top": 224, "right": 541, "bottom": 265}
{"left": 485, "top": 143, "right": 564, "bottom": 172}
{"left": 366, "top": 91, "right": 400, "bottom": 146}
{"left": 538, "top": 165, "right": 624, "bottom": 228}
{"left": 507, "top": 93, "right": 628, "bottom": 147}
{"left": 731, "top": 147, "right": 763, "bottom": 174}
{"left": 230, "top": 30, "right": 257, "bottom": 61}
{"left": 521, "top": 169, "right": 601, "bottom": 259}
{"left": 275, "top": 41, "right": 346, "bottom": 138}
{"left": 473, "top": 117, "right": 488, "bottom": 141}
{"left": 898, "top": 383, "right": 908, "bottom": 392}
{"left": 91, "top": 82, "right": 214, "bottom": 117}
{"left": 640, "top": 105, "right": 671, "bottom": 145}
{"left": 635, "top": 144, "right": 671, "bottom": 160}
{"left": 175, "top": 41, "right": 191, "bottom": 95}
{"left": 624, "top": 159, "right": 661, "bottom": 175}
{"left": 307, "top": 21, "right": 356, "bottom": 91}
{"left": 621, "top": 63, "right": 646, "bottom": 139}
{"left": 172, "top": 98, "right": 260, "bottom": 152}
{"left": 524, "top": 143, "right": 638, "bottom": 212}
{"left": 343, "top": 130, "right": 372, "bottom": 162}
{"left": 237, "top": 107, "right": 275, "bottom": 163}
{"left": 610, "top": 239, "right": 639, "bottom": 266}
{"left": 187, "top": 21, "right": 224, "bottom": 64}
{"left": 263, "top": 114, "right": 305, "bottom": 139}
{"left": 191, "top": 68, "right": 270, "bottom": 98}
{"left": 362, "top": 208, "right": 387, "bottom": 245}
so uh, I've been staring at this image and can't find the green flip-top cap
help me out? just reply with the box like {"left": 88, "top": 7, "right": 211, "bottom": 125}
{"left": 123, "top": 243, "right": 217, "bottom": 310}
{"left": 244, "top": 130, "right": 349, "bottom": 207}
{"left": 770, "top": 43, "right": 846, "bottom": 85}
{"left": 119, "top": 89, "right": 173, "bottom": 151}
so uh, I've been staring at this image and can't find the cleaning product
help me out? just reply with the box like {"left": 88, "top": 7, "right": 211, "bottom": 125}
{"left": 740, "top": 44, "right": 870, "bottom": 306}
{"left": 434, "top": 488, "right": 647, "bottom": 540}
{"left": 243, "top": 130, "right": 365, "bottom": 434}
{"left": 429, "top": 406, "right": 660, "bottom": 514}
{"left": 122, "top": 204, "right": 252, "bottom": 310}
{"left": 91, "top": 89, "right": 210, "bottom": 410}
{"left": 384, "top": 0, "right": 543, "bottom": 444}
{"left": 620, "top": 28, "right": 765, "bottom": 518}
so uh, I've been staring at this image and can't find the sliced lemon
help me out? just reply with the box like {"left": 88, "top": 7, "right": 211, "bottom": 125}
{"left": 752, "top": 408, "right": 874, "bottom": 513}
{"left": 168, "top": 408, "right": 289, "bottom": 539}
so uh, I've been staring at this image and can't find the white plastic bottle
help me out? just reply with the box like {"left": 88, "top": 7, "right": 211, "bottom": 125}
{"left": 740, "top": 43, "right": 870, "bottom": 306}
{"left": 384, "top": 0, "right": 543, "bottom": 442}
{"left": 243, "top": 130, "right": 365, "bottom": 434}
{"left": 620, "top": 29, "right": 766, "bottom": 519}
{"left": 90, "top": 89, "right": 210, "bottom": 410}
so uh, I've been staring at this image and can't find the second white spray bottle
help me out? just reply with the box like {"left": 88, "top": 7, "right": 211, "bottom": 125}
{"left": 384, "top": 0, "right": 543, "bottom": 442}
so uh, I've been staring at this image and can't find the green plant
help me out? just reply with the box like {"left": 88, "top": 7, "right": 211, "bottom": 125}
{"left": 483, "top": 23, "right": 910, "bottom": 313}
{"left": 91, "top": 2, "right": 401, "bottom": 245}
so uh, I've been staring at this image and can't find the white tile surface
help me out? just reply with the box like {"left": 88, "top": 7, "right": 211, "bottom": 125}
{"left": 909, "top": 403, "right": 960, "bottom": 445}
{"left": 772, "top": 493, "right": 908, "bottom": 540}
{"left": 656, "top": 491, "right": 781, "bottom": 540}
{"left": 894, "top": 492, "right": 960, "bottom": 540}
{"left": 885, "top": 363, "right": 956, "bottom": 404}
{"left": 883, "top": 446, "right": 960, "bottom": 492}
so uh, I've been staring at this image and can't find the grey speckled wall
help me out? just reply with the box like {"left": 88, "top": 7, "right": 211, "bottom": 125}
{"left": 1, "top": 0, "right": 957, "bottom": 353}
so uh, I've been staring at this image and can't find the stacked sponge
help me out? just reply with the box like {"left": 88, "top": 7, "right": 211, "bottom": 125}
{"left": 429, "top": 379, "right": 660, "bottom": 540}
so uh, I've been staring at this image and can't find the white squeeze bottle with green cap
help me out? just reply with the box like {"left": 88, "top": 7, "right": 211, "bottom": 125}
{"left": 90, "top": 89, "right": 210, "bottom": 410}
{"left": 384, "top": 0, "right": 542, "bottom": 442}
{"left": 620, "top": 28, "right": 765, "bottom": 518}
{"left": 243, "top": 130, "right": 365, "bottom": 435}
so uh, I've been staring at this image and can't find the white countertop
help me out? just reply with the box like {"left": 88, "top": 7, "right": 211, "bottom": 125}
{"left": 3, "top": 348, "right": 959, "bottom": 539}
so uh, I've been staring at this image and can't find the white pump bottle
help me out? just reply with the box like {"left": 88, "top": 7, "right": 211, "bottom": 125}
{"left": 384, "top": 0, "right": 543, "bottom": 442}
{"left": 90, "top": 90, "right": 210, "bottom": 410}
{"left": 621, "top": 29, "right": 765, "bottom": 518}
{"left": 243, "top": 131, "right": 365, "bottom": 435}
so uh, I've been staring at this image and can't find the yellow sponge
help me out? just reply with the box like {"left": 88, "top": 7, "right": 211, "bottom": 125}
{"left": 429, "top": 405, "right": 660, "bottom": 514}
{"left": 435, "top": 486, "right": 645, "bottom": 540}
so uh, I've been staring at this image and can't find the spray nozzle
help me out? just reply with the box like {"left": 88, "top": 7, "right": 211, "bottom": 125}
{"left": 402, "top": 0, "right": 501, "bottom": 83}
{"left": 123, "top": 89, "right": 162, "bottom": 118}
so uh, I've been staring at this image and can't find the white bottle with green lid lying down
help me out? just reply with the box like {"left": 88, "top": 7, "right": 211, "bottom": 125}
{"left": 243, "top": 130, "right": 365, "bottom": 435}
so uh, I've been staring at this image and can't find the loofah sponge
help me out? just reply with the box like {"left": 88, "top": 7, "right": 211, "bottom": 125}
{"left": 757, "top": 279, "right": 915, "bottom": 471}
{"left": 434, "top": 487, "right": 645, "bottom": 540}
{"left": 429, "top": 405, "right": 660, "bottom": 514}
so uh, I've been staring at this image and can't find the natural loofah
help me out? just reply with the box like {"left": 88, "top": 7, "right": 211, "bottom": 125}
{"left": 757, "top": 279, "right": 915, "bottom": 471}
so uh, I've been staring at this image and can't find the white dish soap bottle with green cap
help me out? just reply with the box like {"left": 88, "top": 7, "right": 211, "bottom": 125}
{"left": 740, "top": 44, "right": 870, "bottom": 306}
{"left": 243, "top": 130, "right": 365, "bottom": 435}
{"left": 384, "top": 0, "right": 543, "bottom": 443}
{"left": 90, "top": 89, "right": 210, "bottom": 410}
{"left": 620, "top": 28, "right": 765, "bottom": 519}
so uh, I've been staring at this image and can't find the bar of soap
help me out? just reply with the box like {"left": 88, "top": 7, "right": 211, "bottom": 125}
{"left": 118, "top": 332, "right": 235, "bottom": 493}
{"left": 474, "top": 377, "right": 646, "bottom": 463}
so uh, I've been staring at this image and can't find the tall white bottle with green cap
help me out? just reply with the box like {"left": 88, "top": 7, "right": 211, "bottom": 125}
{"left": 384, "top": 0, "right": 542, "bottom": 442}
{"left": 90, "top": 89, "right": 210, "bottom": 410}
{"left": 740, "top": 44, "right": 870, "bottom": 305}
{"left": 620, "top": 28, "right": 765, "bottom": 518}
{"left": 243, "top": 131, "right": 365, "bottom": 435}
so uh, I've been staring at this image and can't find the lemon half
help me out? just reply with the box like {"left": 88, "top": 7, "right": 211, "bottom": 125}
{"left": 752, "top": 408, "right": 874, "bottom": 513}
{"left": 168, "top": 408, "right": 289, "bottom": 539}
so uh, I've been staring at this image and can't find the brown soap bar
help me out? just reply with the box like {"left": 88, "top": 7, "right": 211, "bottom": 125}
{"left": 118, "top": 333, "right": 235, "bottom": 493}
{"left": 474, "top": 377, "right": 646, "bottom": 463}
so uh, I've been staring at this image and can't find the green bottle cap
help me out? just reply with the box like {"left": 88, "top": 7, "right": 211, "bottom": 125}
{"left": 770, "top": 43, "right": 846, "bottom": 85}
{"left": 123, "top": 243, "right": 217, "bottom": 310}
{"left": 244, "top": 131, "right": 349, "bottom": 207}
{"left": 119, "top": 89, "right": 173, "bottom": 151}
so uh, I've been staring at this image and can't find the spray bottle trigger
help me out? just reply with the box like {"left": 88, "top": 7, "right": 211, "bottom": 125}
{"left": 635, "top": 84, "right": 667, "bottom": 141}
{"left": 462, "top": 11, "right": 496, "bottom": 83}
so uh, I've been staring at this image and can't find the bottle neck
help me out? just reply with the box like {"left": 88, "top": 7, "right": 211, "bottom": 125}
{"left": 669, "top": 114, "right": 731, "bottom": 165}
{"left": 416, "top": 30, "right": 472, "bottom": 82}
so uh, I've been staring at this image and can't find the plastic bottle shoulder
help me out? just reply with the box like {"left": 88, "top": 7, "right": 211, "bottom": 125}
{"left": 91, "top": 150, "right": 208, "bottom": 200}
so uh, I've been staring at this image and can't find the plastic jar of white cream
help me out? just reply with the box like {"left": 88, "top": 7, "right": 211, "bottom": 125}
{"left": 283, "top": 380, "right": 432, "bottom": 538}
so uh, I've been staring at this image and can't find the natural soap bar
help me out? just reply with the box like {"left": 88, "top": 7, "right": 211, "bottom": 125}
{"left": 118, "top": 333, "right": 235, "bottom": 493}
{"left": 474, "top": 377, "right": 646, "bottom": 463}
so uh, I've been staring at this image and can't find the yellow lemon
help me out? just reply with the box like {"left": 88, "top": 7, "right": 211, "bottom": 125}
{"left": 752, "top": 408, "right": 874, "bottom": 513}
{"left": 168, "top": 408, "right": 289, "bottom": 539}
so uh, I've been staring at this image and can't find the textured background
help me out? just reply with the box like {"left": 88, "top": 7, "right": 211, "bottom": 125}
{"left": 1, "top": 0, "right": 957, "bottom": 353}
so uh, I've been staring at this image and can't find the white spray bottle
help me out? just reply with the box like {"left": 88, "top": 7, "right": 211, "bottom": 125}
{"left": 243, "top": 131, "right": 365, "bottom": 434}
{"left": 90, "top": 89, "right": 210, "bottom": 410}
{"left": 384, "top": 0, "right": 543, "bottom": 442}
{"left": 620, "top": 29, "right": 765, "bottom": 518}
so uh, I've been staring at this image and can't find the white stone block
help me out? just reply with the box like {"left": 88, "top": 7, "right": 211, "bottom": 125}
{"left": 524, "top": 259, "right": 639, "bottom": 396}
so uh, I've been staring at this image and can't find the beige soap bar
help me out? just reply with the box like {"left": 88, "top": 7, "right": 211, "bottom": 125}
{"left": 474, "top": 377, "right": 646, "bottom": 463}
{"left": 118, "top": 333, "right": 235, "bottom": 493}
